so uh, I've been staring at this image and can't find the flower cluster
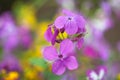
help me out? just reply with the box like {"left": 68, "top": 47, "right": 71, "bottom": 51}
{"left": 43, "top": 10, "right": 86, "bottom": 75}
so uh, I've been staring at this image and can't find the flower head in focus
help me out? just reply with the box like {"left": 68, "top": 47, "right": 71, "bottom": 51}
{"left": 54, "top": 9, "right": 86, "bottom": 35}
{"left": 45, "top": 10, "right": 86, "bottom": 49}
{"left": 43, "top": 39, "right": 78, "bottom": 75}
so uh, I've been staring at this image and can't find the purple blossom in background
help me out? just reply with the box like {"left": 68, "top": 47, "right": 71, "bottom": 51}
{"left": 43, "top": 39, "right": 78, "bottom": 75}
{"left": 0, "top": 53, "right": 21, "bottom": 72}
{"left": 83, "top": 45, "right": 100, "bottom": 59}
{"left": 87, "top": 66, "right": 107, "bottom": 80}
{"left": 83, "top": 41, "right": 110, "bottom": 61}
{"left": 18, "top": 26, "right": 32, "bottom": 48}
{"left": 54, "top": 10, "right": 86, "bottom": 35}
{"left": 0, "top": 12, "right": 18, "bottom": 51}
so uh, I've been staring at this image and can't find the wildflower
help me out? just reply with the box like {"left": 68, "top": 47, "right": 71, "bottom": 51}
{"left": 44, "top": 26, "right": 53, "bottom": 42}
{"left": 87, "top": 66, "right": 107, "bottom": 80}
{"left": 43, "top": 39, "right": 78, "bottom": 75}
{"left": 83, "top": 45, "right": 100, "bottom": 59}
{"left": 44, "top": 24, "right": 59, "bottom": 45}
{"left": 54, "top": 10, "right": 86, "bottom": 35}
{"left": 0, "top": 12, "right": 18, "bottom": 51}
{"left": 0, "top": 53, "right": 21, "bottom": 72}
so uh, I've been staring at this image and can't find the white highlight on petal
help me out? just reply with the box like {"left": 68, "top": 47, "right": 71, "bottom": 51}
{"left": 90, "top": 71, "right": 98, "bottom": 80}
{"left": 88, "top": 69, "right": 105, "bottom": 80}
{"left": 98, "top": 69, "right": 105, "bottom": 80}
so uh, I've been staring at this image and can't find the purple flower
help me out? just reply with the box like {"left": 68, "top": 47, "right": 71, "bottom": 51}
{"left": 83, "top": 45, "right": 100, "bottom": 59}
{"left": 54, "top": 10, "right": 86, "bottom": 35}
{"left": 43, "top": 39, "right": 78, "bottom": 75}
{"left": 44, "top": 24, "right": 59, "bottom": 45}
{"left": 0, "top": 12, "right": 18, "bottom": 51}
{"left": 87, "top": 66, "right": 107, "bottom": 80}
{"left": 44, "top": 27, "right": 53, "bottom": 42}
{"left": 0, "top": 53, "right": 21, "bottom": 72}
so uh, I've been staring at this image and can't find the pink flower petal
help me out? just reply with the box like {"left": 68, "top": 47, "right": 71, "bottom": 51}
{"left": 60, "top": 39, "right": 74, "bottom": 57}
{"left": 54, "top": 16, "right": 66, "bottom": 29}
{"left": 43, "top": 46, "right": 58, "bottom": 61}
{"left": 44, "top": 27, "right": 53, "bottom": 42}
{"left": 65, "top": 20, "right": 78, "bottom": 35}
{"left": 52, "top": 60, "right": 66, "bottom": 75}
{"left": 51, "top": 29, "right": 59, "bottom": 45}
{"left": 64, "top": 56, "right": 78, "bottom": 70}
{"left": 75, "top": 16, "right": 86, "bottom": 29}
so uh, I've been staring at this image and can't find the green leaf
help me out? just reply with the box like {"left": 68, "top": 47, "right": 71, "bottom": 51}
{"left": 44, "top": 71, "right": 61, "bottom": 80}
{"left": 29, "top": 57, "right": 47, "bottom": 69}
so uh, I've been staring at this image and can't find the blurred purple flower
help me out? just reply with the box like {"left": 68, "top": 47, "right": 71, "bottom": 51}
{"left": 54, "top": 9, "right": 86, "bottom": 35}
{"left": 87, "top": 66, "right": 107, "bottom": 80}
{"left": 43, "top": 39, "right": 78, "bottom": 75}
{"left": 83, "top": 41, "right": 110, "bottom": 61}
{"left": 83, "top": 45, "right": 100, "bottom": 59}
{"left": 0, "top": 12, "right": 18, "bottom": 51}
{"left": 18, "top": 26, "right": 32, "bottom": 48}
{"left": 0, "top": 53, "right": 21, "bottom": 72}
